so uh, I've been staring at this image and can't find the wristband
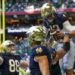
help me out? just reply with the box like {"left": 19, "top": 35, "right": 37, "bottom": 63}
{"left": 62, "top": 42, "right": 70, "bottom": 52}
{"left": 64, "top": 32, "right": 69, "bottom": 37}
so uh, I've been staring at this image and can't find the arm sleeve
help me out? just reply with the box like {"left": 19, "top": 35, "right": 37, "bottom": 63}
{"left": 63, "top": 20, "right": 75, "bottom": 32}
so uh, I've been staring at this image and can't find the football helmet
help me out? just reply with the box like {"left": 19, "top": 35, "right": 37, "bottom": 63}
{"left": 41, "top": 3, "right": 56, "bottom": 22}
{"left": 27, "top": 26, "right": 46, "bottom": 45}
{"left": 2, "top": 40, "right": 16, "bottom": 54}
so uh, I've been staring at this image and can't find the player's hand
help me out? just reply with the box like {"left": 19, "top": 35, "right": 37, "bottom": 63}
{"left": 50, "top": 29, "right": 57, "bottom": 35}
{"left": 0, "top": 57, "right": 3, "bottom": 65}
{"left": 20, "top": 60, "right": 29, "bottom": 68}
{"left": 0, "top": 57, "right": 2, "bottom": 62}
{"left": 52, "top": 54, "right": 59, "bottom": 65}
{"left": 56, "top": 31, "right": 64, "bottom": 37}
{"left": 52, "top": 59, "right": 57, "bottom": 65}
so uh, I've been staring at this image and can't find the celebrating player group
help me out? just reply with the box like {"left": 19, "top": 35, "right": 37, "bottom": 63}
{"left": 0, "top": 2, "right": 75, "bottom": 75}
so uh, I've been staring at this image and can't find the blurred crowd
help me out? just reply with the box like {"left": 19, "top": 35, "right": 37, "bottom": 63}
{"left": 12, "top": 37, "right": 31, "bottom": 56}
{"left": 5, "top": 0, "right": 46, "bottom": 12}
{"left": 51, "top": 0, "right": 75, "bottom": 8}
{"left": 0, "top": 0, "right": 75, "bottom": 12}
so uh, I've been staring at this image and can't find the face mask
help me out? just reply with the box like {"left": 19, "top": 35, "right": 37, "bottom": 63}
{"left": 10, "top": 51, "right": 16, "bottom": 55}
{"left": 48, "top": 19, "right": 53, "bottom": 22}
{"left": 48, "top": 13, "right": 55, "bottom": 22}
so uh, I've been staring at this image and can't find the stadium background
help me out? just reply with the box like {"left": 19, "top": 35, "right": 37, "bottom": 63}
{"left": 0, "top": 0, "right": 75, "bottom": 74}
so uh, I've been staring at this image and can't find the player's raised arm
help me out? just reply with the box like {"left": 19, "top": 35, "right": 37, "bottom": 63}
{"left": 57, "top": 30, "right": 75, "bottom": 38}
{"left": 68, "top": 30, "right": 75, "bottom": 36}
{"left": 52, "top": 35, "right": 70, "bottom": 64}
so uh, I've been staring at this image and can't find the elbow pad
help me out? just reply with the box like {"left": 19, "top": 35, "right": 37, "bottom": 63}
{"left": 62, "top": 42, "right": 70, "bottom": 52}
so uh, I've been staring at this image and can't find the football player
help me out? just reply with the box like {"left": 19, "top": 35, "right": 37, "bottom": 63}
{"left": 0, "top": 40, "right": 21, "bottom": 75}
{"left": 21, "top": 26, "right": 70, "bottom": 75}
{"left": 48, "top": 38, "right": 62, "bottom": 75}
{"left": 27, "top": 26, "right": 51, "bottom": 75}
{"left": 41, "top": 3, "right": 75, "bottom": 75}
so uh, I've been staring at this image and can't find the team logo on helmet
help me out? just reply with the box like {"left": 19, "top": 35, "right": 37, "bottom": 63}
{"left": 41, "top": 3, "right": 56, "bottom": 17}
{"left": 41, "top": 3, "right": 56, "bottom": 22}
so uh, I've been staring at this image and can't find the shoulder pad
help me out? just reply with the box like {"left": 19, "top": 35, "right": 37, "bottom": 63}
{"left": 32, "top": 45, "right": 48, "bottom": 56}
